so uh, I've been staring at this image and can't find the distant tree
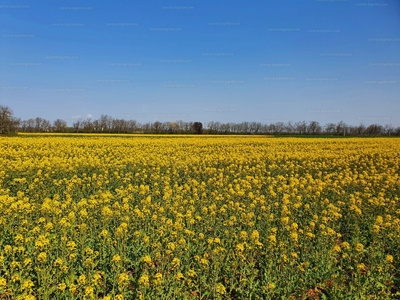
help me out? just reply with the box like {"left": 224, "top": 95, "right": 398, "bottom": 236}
{"left": 53, "top": 119, "right": 68, "bottom": 132}
{"left": 241, "top": 122, "right": 250, "bottom": 134}
{"left": 206, "top": 121, "right": 220, "bottom": 134}
{"left": 20, "top": 118, "right": 35, "bottom": 132}
{"left": 83, "top": 118, "right": 94, "bottom": 133}
{"left": 295, "top": 121, "right": 307, "bottom": 135}
{"left": 72, "top": 118, "right": 82, "bottom": 132}
{"left": 127, "top": 120, "right": 139, "bottom": 132}
{"left": 355, "top": 123, "right": 366, "bottom": 135}
{"left": 365, "top": 123, "right": 383, "bottom": 136}
{"left": 99, "top": 115, "right": 112, "bottom": 132}
{"left": 307, "top": 121, "right": 321, "bottom": 135}
{"left": 384, "top": 124, "right": 394, "bottom": 136}
{"left": 335, "top": 121, "right": 347, "bottom": 136}
{"left": 395, "top": 126, "right": 400, "bottom": 136}
{"left": 33, "top": 117, "right": 51, "bottom": 132}
{"left": 324, "top": 123, "right": 336, "bottom": 135}
{"left": 285, "top": 121, "right": 295, "bottom": 134}
{"left": 192, "top": 122, "right": 203, "bottom": 134}
{"left": 153, "top": 121, "right": 162, "bottom": 133}
{"left": 275, "top": 122, "right": 285, "bottom": 134}
{"left": 0, "top": 105, "right": 19, "bottom": 134}
{"left": 167, "top": 122, "right": 179, "bottom": 134}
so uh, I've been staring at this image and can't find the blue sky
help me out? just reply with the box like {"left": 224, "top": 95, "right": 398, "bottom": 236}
{"left": 1, "top": 0, "right": 399, "bottom": 126}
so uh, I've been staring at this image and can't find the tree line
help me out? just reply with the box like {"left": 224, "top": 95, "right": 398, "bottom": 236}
{"left": 1, "top": 105, "right": 399, "bottom": 136}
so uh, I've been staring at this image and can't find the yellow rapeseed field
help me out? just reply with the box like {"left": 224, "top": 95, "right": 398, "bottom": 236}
{"left": 0, "top": 135, "right": 399, "bottom": 299}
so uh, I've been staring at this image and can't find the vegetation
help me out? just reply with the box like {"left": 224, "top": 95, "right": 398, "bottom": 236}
{"left": 0, "top": 106, "right": 20, "bottom": 134}
{"left": 0, "top": 135, "right": 399, "bottom": 299}
{"left": 1, "top": 104, "right": 399, "bottom": 136}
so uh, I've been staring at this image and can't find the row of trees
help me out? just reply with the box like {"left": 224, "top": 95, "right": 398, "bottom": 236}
{"left": 1, "top": 105, "right": 399, "bottom": 136}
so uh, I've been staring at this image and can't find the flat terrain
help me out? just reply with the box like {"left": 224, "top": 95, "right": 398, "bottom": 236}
{"left": 1, "top": 135, "right": 399, "bottom": 299}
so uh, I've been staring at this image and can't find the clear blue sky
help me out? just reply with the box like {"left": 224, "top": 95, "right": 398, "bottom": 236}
{"left": 1, "top": 0, "right": 399, "bottom": 126}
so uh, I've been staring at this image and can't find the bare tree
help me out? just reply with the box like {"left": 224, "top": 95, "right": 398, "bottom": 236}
{"left": 167, "top": 122, "right": 179, "bottom": 134}
{"left": 99, "top": 115, "right": 112, "bottom": 132}
{"left": 295, "top": 121, "right": 307, "bottom": 135}
{"left": 308, "top": 121, "right": 321, "bottom": 135}
{"left": 72, "top": 118, "right": 82, "bottom": 132}
{"left": 285, "top": 121, "right": 295, "bottom": 134}
{"left": 0, "top": 105, "right": 19, "bottom": 134}
{"left": 355, "top": 123, "right": 366, "bottom": 135}
{"left": 21, "top": 118, "right": 35, "bottom": 132}
{"left": 384, "top": 124, "right": 394, "bottom": 136}
{"left": 335, "top": 121, "right": 347, "bottom": 136}
{"left": 53, "top": 119, "right": 68, "bottom": 132}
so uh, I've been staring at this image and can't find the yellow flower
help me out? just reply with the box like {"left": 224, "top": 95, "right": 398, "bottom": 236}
{"left": 250, "top": 230, "right": 259, "bottom": 241}
{"left": 167, "top": 242, "right": 176, "bottom": 251}
{"left": 10, "top": 261, "right": 21, "bottom": 269}
{"left": 268, "top": 283, "right": 276, "bottom": 289}
{"left": 0, "top": 277, "right": 6, "bottom": 287}
{"left": 78, "top": 274, "right": 87, "bottom": 285}
{"left": 341, "top": 241, "right": 350, "bottom": 250}
{"left": 4, "top": 245, "right": 12, "bottom": 255}
{"left": 291, "top": 223, "right": 298, "bottom": 231}
{"left": 187, "top": 269, "right": 196, "bottom": 277}
{"left": 290, "top": 232, "right": 298, "bottom": 242}
{"left": 281, "top": 217, "right": 289, "bottom": 225}
{"left": 355, "top": 243, "right": 364, "bottom": 253}
{"left": 236, "top": 243, "right": 245, "bottom": 252}
{"left": 142, "top": 255, "right": 152, "bottom": 264}
{"left": 58, "top": 283, "right": 67, "bottom": 291}
{"left": 138, "top": 274, "right": 150, "bottom": 287}
{"left": 69, "top": 284, "right": 77, "bottom": 294}
{"left": 54, "top": 258, "right": 63, "bottom": 267}
{"left": 37, "top": 252, "right": 47, "bottom": 263}
{"left": 99, "top": 229, "right": 109, "bottom": 238}
{"left": 84, "top": 258, "right": 94, "bottom": 268}
{"left": 215, "top": 283, "right": 226, "bottom": 295}
{"left": 11, "top": 274, "right": 21, "bottom": 283}
{"left": 200, "top": 258, "right": 209, "bottom": 267}
{"left": 174, "top": 272, "right": 185, "bottom": 281}
{"left": 386, "top": 255, "right": 394, "bottom": 264}
{"left": 84, "top": 286, "right": 94, "bottom": 298}
{"left": 240, "top": 231, "right": 248, "bottom": 240}
{"left": 14, "top": 234, "right": 24, "bottom": 244}
{"left": 171, "top": 257, "right": 181, "bottom": 268}
{"left": 281, "top": 254, "right": 288, "bottom": 263}
{"left": 93, "top": 272, "right": 103, "bottom": 286}
{"left": 21, "top": 279, "right": 34, "bottom": 290}
{"left": 118, "top": 273, "right": 130, "bottom": 286}
{"left": 357, "top": 263, "right": 366, "bottom": 272}
{"left": 332, "top": 245, "right": 341, "bottom": 253}
{"left": 85, "top": 247, "right": 94, "bottom": 256}
{"left": 111, "top": 254, "right": 121, "bottom": 264}
{"left": 154, "top": 272, "right": 163, "bottom": 285}
{"left": 66, "top": 241, "right": 77, "bottom": 251}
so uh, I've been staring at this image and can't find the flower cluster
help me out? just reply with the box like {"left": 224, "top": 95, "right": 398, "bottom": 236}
{"left": 0, "top": 135, "right": 399, "bottom": 299}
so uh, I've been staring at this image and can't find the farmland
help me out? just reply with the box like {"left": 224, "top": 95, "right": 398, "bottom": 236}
{"left": 0, "top": 135, "right": 399, "bottom": 299}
